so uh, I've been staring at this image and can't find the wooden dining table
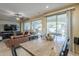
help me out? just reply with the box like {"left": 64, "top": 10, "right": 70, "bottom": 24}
{"left": 20, "top": 36, "right": 66, "bottom": 56}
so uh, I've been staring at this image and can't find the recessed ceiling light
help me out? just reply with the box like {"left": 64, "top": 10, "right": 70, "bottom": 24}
{"left": 46, "top": 5, "right": 49, "bottom": 8}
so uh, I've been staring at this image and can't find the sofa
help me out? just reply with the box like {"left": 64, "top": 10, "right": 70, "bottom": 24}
{"left": 5, "top": 35, "right": 29, "bottom": 48}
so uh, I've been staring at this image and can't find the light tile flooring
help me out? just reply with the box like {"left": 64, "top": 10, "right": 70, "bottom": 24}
{"left": 0, "top": 41, "right": 32, "bottom": 56}
{"left": 0, "top": 41, "right": 12, "bottom": 56}
{"left": 68, "top": 50, "right": 79, "bottom": 56}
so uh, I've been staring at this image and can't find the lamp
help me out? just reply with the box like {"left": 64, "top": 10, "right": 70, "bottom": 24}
{"left": 16, "top": 17, "right": 20, "bottom": 21}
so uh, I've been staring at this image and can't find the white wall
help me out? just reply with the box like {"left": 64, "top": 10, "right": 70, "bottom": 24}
{"left": 72, "top": 5, "right": 79, "bottom": 54}
{"left": 0, "top": 20, "right": 17, "bottom": 24}
{"left": 0, "top": 20, "right": 18, "bottom": 32}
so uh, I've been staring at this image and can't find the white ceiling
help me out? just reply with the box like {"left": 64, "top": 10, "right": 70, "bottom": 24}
{"left": 0, "top": 3, "right": 74, "bottom": 22}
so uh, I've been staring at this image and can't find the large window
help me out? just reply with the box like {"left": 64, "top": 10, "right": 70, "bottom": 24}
{"left": 47, "top": 13, "right": 68, "bottom": 37}
{"left": 57, "top": 14, "right": 68, "bottom": 37}
{"left": 32, "top": 20, "right": 42, "bottom": 33}
{"left": 24, "top": 22, "right": 30, "bottom": 31}
{"left": 47, "top": 15, "right": 56, "bottom": 34}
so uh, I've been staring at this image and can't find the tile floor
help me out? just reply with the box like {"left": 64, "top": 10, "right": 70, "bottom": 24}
{"left": 0, "top": 41, "right": 12, "bottom": 56}
{"left": 0, "top": 41, "right": 31, "bottom": 56}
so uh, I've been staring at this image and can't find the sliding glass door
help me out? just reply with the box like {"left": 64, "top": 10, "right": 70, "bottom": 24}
{"left": 47, "top": 15, "right": 56, "bottom": 34}
{"left": 47, "top": 13, "right": 68, "bottom": 37}
{"left": 57, "top": 13, "right": 68, "bottom": 37}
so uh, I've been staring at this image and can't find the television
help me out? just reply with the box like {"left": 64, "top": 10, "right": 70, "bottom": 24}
{"left": 10, "top": 25, "right": 17, "bottom": 31}
{"left": 4, "top": 24, "right": 17, "bottom": 31}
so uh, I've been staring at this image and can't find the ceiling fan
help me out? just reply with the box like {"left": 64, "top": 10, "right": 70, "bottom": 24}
{"left": 0, "top": 9, "right": 30, "bottom": 21}
{"left": 14, "top": 13, "right": 30, "bottom": 21}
